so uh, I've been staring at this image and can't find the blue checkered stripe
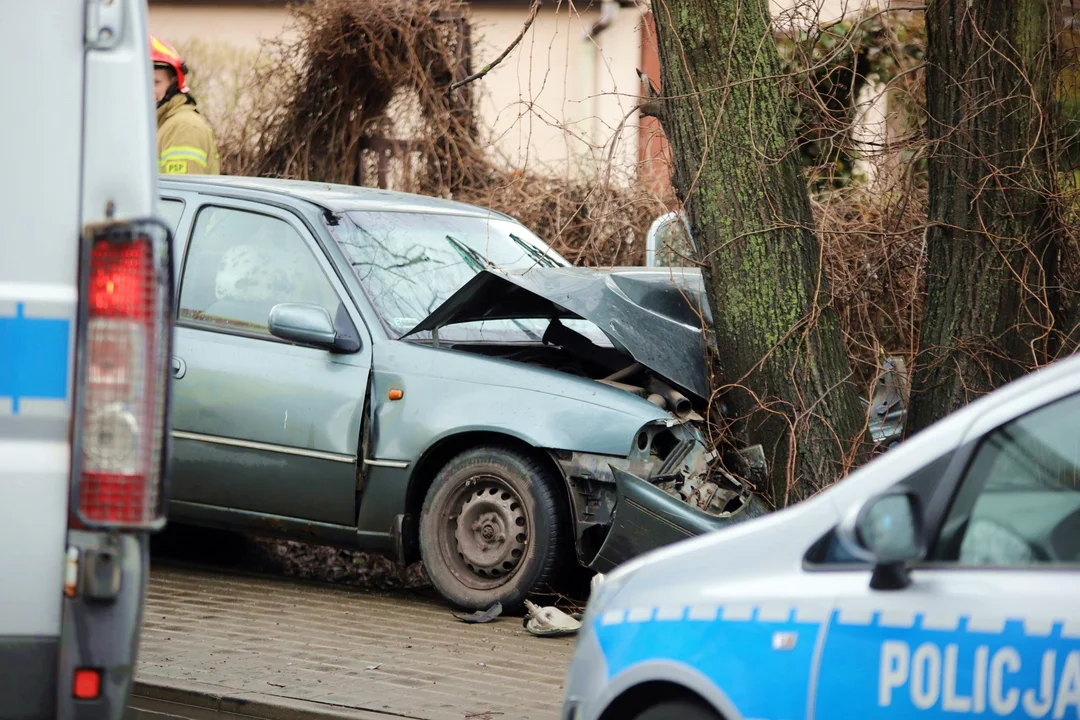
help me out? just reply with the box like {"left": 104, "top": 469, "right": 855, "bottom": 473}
{"left": 593, "top": 603, "right": 1080, "bottom": 719}
{"left": 0, "top": 302, "right": 71, "bottom": 415}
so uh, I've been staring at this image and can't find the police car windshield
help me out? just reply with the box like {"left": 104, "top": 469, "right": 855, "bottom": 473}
{"left": 330, "top": 211, "right": 570, "bottom": 340}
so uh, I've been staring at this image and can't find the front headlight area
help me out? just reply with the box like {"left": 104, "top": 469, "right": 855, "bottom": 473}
{"left": 630, "top": 420, "right": 751, "bottom": 517}
{"left": 549, "top": 420, "right": 751, "bottom": 567}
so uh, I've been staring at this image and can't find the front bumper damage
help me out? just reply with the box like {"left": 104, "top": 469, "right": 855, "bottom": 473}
{"left": 550, "top": 421, "right": 768, "bottom": 573}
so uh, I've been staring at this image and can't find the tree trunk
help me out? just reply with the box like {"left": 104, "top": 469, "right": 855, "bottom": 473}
{"left": 907, "top": 0, "right": 1059, "bottom": 435}
{"left": 651, "top": 0, "right": 868, "bottom": 505}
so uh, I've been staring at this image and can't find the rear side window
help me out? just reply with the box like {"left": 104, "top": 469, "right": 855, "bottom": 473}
{"left": 177, "top": 205, "right": 340, "bottom": 337}
{"left": 931, "top": 392, "right": 1080, "bottom": 566}
{"left": 159, "top": 198, "right": 185, "bottom": 236}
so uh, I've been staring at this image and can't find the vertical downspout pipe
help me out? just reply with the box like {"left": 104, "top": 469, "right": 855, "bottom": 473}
{"left": 583, "top": 1, "right": 618, "bottom": 151}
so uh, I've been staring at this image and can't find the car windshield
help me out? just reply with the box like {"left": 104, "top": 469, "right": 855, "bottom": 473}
{"left": 330, "top": 210, "right": 602, "bottom": 343}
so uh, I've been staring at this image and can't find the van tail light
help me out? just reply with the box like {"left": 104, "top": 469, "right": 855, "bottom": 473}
{"left": 73, "top": 219, "right": 173, "bottom": 530}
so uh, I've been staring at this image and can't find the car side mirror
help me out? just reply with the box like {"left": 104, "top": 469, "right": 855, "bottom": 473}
{"left": 268, "top": 303, "right": 352, "bottom": 352}
{"left": 836, "top": 488, "right": 926, "bottom": 591}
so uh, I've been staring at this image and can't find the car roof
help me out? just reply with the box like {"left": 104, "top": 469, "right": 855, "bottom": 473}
{"left": 159, "top": 175, "right": 516, "bottom": 221}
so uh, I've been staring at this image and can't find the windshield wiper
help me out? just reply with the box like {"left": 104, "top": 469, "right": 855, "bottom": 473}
{"left": 445, "top": 235, "right": 493, "bottom": 273}
{"left": 509, "top": 233, "right": 559, "bottom": 268}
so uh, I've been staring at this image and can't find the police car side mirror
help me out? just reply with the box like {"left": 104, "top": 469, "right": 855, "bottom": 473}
{"left": 837, "top": 489, "right": 926, "bottom": 591}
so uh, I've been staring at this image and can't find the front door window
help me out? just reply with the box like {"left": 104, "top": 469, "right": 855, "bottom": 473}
{"left": 932, "top": 392, "right": 1080, "bottom": 567}
{"left": 178, "top": 205, "right": 340, "bottom": 336}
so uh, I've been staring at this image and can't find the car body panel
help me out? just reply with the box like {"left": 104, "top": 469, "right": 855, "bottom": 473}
{"left": 168, "top": 195, "right": 370, "bottom": 527}
{"left": 167, "top": 500, "right": 361, "bottom": 548}
{"left": 588, "top": 466, "right": 769, "bottom": 573}
{"left": 174, "top": 175, "right": 522, "bottom": 221}
{"left": 354, "top": 464, "right": 413, "bottom": 553}
{"left": 368, "top": 340, "right": 673, "bottom": 462}
{"left": 3, "top": 1, "right": 164, "bottom": 716}
{"left": 404, "top": 266, "right": 713, "bottom": 399}
{"left": 171, "top": 327, "right": 365, "bottom": 526}
{"left": 2, "top": 0, "right": 85, "bottom": 647}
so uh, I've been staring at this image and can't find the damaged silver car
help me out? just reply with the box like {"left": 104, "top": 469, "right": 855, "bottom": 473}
{"left": 160, "top": 176, "right": 765, "bottom": 611}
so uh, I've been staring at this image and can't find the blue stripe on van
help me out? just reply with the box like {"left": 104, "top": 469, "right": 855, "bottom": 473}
{"left": 0, "top": 303, "right": 70, "bottom": 413}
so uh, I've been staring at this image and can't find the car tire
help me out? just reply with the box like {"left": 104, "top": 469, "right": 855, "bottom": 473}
{"left": 632, "top": 698, "right": 721, "bottom": 720}
{"left": 419, "top": 446, "right": 566, "bottom": 612}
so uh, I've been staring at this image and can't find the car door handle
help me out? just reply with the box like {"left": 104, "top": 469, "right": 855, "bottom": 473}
{"left": 172, "top": 356, "right": 186, "bottom": 379}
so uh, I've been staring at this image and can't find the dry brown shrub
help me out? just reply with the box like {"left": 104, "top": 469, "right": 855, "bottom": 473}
{"left": 816, "top": 186, "right": 927, "bottom": 392}
{"left": 181, "top": 0, "right": 931, "bottom": 388}
{"left": 455, "top": 172, "right": 666, "bottom": 267}
{"left": 187, "top": 0, "right": 661, "bottom": 268}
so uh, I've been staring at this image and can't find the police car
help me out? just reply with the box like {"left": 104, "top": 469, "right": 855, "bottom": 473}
{"left": 562, "top": 353, "right": 1080, "bottom": 720}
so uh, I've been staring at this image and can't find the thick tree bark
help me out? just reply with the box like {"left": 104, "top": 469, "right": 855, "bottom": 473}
{"left": 651, "top": 0, "right": 868, "bottom": 505}
{"left": 907, "top": 0, "right": 1059, "bottom": 435}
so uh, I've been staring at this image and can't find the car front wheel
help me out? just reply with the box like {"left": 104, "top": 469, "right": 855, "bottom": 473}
{"left": 419, "top": 446, "right": 566, "bottom": 611}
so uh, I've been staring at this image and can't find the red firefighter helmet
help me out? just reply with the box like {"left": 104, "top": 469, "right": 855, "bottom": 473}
{"left": 150, "top": 35, "right": 189, "bottom": 94}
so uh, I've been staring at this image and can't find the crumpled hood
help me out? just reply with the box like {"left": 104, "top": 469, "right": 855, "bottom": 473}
{"left": 401, "top": 266, "right": 712, "bottom": 398}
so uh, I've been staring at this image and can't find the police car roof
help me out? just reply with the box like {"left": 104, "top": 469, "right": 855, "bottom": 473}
{"left": 159, "top": 175, "right": 516, "bottom": 222}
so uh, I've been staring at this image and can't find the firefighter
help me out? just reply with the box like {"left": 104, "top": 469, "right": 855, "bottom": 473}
{"left": 151, "top": 35, "right": 220, "bottom": 175}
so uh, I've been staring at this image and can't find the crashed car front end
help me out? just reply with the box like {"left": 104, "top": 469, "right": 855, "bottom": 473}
{"left": 549, "top": 416, "right": 766, "bottom": 573}
{"left": 398, "top": 264, "right": 772, "bottom": 570}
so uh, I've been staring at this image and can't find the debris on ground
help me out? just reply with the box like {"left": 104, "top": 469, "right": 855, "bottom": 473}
{"left": 150, "top": 525, "right": 431, "bottom": 591}
{"left": 250, "top": 538, "right": 431, "bottom": 590}
{"left": 522, "top": 599, "right": 582, "bottom": 637}
{"left": 453, "top": 602, "right": 503, "bottom": 624}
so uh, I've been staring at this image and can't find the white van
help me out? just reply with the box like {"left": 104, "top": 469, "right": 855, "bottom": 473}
{"left": 1, "top": 1, "right": 172, "bottom": 717}
{"left": 563, "top": 353, "right": 1080, "bottom": 720}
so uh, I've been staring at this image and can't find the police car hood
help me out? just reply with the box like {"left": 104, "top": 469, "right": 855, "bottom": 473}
{"left": 402, "top": 266, "right": 713, "bottom": 399}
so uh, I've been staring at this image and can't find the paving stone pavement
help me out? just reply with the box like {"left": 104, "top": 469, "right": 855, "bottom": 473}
{"left": 136, "top": 563, "right": 577, "bottom": 720}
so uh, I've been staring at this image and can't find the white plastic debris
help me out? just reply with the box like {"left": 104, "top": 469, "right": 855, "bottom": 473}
{"left": 522, "top": 599, "right": 582, "bottom": 637}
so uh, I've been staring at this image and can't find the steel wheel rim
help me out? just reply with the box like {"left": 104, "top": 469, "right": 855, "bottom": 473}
{"left": 439, "top": 473, "right": 530, "bottom": 591}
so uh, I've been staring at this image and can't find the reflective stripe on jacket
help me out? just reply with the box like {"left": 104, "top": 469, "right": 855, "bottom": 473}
{"left": 156, "top": 93, "right": 220, "bottom": 175}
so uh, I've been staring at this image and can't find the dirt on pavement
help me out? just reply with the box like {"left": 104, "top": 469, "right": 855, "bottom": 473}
{"left": 137, "top": 562, "right": 577, "bottom": 720}
{"left": 150, "top": 523, "right": 590, "bottom": 613}
{"left": 150, "top": 524, "right": 432, "bottom": 592}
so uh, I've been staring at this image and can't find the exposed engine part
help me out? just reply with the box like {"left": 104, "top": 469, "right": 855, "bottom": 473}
{"left": 653, "top": 438, "right": 695, "bottom": 477}
{"left": 597, "top": 379, "right": 648, "bottom": 398}
{"left": 603, "top": 362, "right": 643, "bottom": 384}
{"left": 652, "top": 473, "right": 745, "bottom": 516}
{"left": 598, "top": 362, "right": 708, "bottom": 422}
{"left": 646, "top": 376, "right": 699, "bottom": 421}
{"left": 552, "top": 421, "right": 757, "bottom": 566}
{"left": 644, "top": 434, "right": 746, "bottom": 515}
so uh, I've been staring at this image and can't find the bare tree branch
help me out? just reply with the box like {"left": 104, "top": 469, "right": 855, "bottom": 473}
{"left": 449, "top": 0, "right": 541, "bottom": 92}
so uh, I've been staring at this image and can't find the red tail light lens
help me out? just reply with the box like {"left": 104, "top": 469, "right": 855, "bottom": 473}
{"left": 88, "top": 242, "right": 153, "bottom": 320}
{"left": 76, "top": 230, "right": 168, "bottom": 528}
{"left": 73, "top": 668, "right": 101, "bottom": 700}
